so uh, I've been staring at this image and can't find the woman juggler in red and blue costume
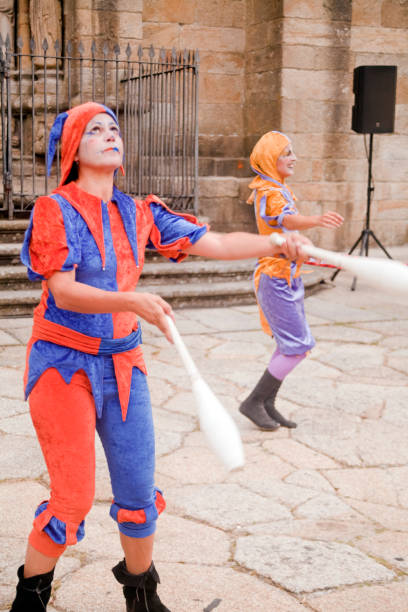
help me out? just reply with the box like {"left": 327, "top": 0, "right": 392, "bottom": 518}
{"left": 10, "top": 102, "right": 311, "bottom": 611}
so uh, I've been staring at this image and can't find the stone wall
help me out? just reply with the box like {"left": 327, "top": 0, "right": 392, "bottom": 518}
{"left": 142, "top": 0, "right": 408, "bottom": 246}
{"left": 274, "top": 0, "right": 408, "bottom": 249}
{"left": 8, "top": 0, "right": 408, "bottom": 245}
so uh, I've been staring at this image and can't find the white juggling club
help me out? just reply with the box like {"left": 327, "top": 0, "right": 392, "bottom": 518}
{"left": 270, "top": 233, "right": 408, "bottom": 296}
{"left": 166, "top": 315, "right": 245, "bottom": 471}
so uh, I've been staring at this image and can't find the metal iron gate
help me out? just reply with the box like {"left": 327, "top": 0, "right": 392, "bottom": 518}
{"left": 0, "top": 36, "right": 199, "bottom": 218}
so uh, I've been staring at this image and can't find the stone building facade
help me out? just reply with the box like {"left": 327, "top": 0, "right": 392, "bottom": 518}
{"left": 5, "top": 0, "right": 408, "bottom": 248}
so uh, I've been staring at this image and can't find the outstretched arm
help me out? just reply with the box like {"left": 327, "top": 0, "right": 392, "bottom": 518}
{"left": 184, "top": 230, "right": 311, "bottom": 261}
{"left": 283, "top": 211, "right": 344, "bottom": 231}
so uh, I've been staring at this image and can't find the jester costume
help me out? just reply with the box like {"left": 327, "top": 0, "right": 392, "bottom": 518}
{"left": 239, "top": 131, "right": 315, "bottom": 431}
{"left": 12, "top": 102, "right": 207, "bottom": 612}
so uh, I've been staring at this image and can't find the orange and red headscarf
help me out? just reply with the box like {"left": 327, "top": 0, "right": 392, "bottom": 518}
{"left": 47, "top": 101, "right": 124, "bottom": 188}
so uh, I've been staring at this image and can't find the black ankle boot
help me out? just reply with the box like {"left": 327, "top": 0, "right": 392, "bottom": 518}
{"left": 10, "top": 565, "right": 54, "bottom": 611}
{"left": 263, "top": 371, "right": 297, "bottom": 428}
{"left": 239, "top": 370, "right": 280, "bottom": 430}
{"left": 112, "top": 559, "right": 171, "bottom": 612}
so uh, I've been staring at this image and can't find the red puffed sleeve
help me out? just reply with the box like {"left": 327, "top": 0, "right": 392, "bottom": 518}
{"left": 21, "top": 196, "right": 79, "bottom": 280}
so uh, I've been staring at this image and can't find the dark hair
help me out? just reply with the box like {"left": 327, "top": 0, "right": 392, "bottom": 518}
{"left": 64, "top": 160, "right": 79, "bottom": 185}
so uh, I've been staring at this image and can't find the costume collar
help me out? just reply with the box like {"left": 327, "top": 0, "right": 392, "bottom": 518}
{"left": 54, "top": 182, "right": 139, "bottom": 269}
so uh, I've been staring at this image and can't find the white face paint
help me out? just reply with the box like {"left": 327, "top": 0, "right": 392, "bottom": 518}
{"left": 276, "top": 144, "right": 297, "bottom": 179}
{"left": 76, "top": 112, "right": 123, "bottom": 172}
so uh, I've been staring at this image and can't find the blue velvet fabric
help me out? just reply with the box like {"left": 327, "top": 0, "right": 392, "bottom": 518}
{"left": 98, "top": 359, "right": 157, "bottom": 538}
{"left": 98, "top": 328, "right": 142, "bottom": 355}
{"left": 35, "top": 501, "right": 85, "bottom": 545}
{"left": 146, "top": 202, "right": 207, "bottom": 261}
{"left": 21, "top": 187, "right": 207, "bottom": 417}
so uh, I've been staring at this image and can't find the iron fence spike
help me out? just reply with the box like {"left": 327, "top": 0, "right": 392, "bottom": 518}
{"left": 42, "top": 38, "right": 48, "bottom": 51}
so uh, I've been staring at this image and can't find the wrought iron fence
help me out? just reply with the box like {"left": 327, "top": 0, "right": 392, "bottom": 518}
{"left": 0, "top": 36, "right": 199, "bottom": 219}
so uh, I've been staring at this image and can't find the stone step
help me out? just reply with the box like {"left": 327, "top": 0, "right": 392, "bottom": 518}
{"left": 0, "top": 243, "right": 22, "bottom": 265}
{"left": 0, "top": 267, "right": 326, "bottom": 317}
{"left": 0, "top": 259, "right": 256, "bottom": 289}
{"left": 0, "top": 220, "right": 29, "bottom": 244}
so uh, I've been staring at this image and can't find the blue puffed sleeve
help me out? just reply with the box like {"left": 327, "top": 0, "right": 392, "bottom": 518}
{"left": 147, "top": 201, "right": 208, "bottom": 262}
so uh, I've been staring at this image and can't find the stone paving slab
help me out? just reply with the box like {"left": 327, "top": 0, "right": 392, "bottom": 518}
{"left": 0, "top": 252, "right": 408, "bottom": 611}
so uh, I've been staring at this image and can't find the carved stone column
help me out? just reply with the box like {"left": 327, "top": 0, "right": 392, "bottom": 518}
{"left": 29, "top": 0, "right": 62, "bottom": 67}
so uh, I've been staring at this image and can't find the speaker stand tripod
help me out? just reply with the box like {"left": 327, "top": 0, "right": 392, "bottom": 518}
{"left": 330, "top": 133, "right": 393, "bottom": 290}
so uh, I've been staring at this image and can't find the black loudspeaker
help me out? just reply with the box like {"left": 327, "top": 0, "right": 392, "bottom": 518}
{"left": 352, "top": 65, "right": 397, "bottom": 133}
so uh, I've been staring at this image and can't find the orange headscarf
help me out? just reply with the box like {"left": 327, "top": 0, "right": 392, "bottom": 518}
{"left": 47, "top": 101, "right": 124, "bottom": 188}
{"left": 248, "top": 130, "right": 292, "bottom": 193}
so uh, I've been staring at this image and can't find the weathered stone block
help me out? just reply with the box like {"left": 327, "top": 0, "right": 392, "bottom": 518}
{"left": 195, "top": 0, "right": 246, "bottom": 28}
{"left": 198, "top": 157, "right": 216, "bottom": 177}
{"left": 381, "top": 0, "right": 408, "bottom": 28}
{"left": 118, "top": 12, "right": 143, "bottom": 39}
{"left": 281, "top": 99, "right": 351, "bottom": 133}
{"left": 199, "top": 134, "right": 244, "bottom": 157}
{"left": 323, "top": 159, "right": 368, "bottom": 182}
{"left": 283, "top": 17, "right": 351, "bottom": 47}
{"left": 214, "top": 158, "right": 251, "bottom": 177}
{"left": 246, "top": 20, "right": 282, "bottom": 51}
{"left": 75, "top": 9, "right": 96, "bottom": 36}
{"left": 282, "top": 45, "right": 351, "bottom": 71}
{"left": 198, "top": 195, "right": 240, "bottom": 228}
{"left": 142, "top": 23, "right": 181, "bottom": 49}
{"left": 181, "top": 26, "right": 245, "bottom": 53}
{"left": 351, "top": 0, "right": 382, "bottom": 26}
{"left": 75, "top": 0, "right": 142, "bottom": 10}
{"left": 245, "top": 102, "right": 281, "bottom": 137}
{"left": 198, "top": 176, "right": 240, "bottom": 198}
{"left": 350, "top": 26, "right": 408, "bottom": 54}
{"left": 143, "top": 0, "right": 195, "bottom": 24}
{"left": 245, "top": 70, "right": 281, "bottom": 99}
{"left": 246, "top": 0, "right": 283, "bottom": 25}
{"left": 376, "top": 135, "right": 408, "bottom": 160}
{"left": 198, "top": 103, "right": 243, "bottom": 133}
{"left": 199, "top": 73, "right": 243, "bottom": 104}
{"left": 282, "top": 68, "right": 350, "bottom": 102}
{"left": 245, "top": 46, "right": 281, "bottom": 74}
{"left": 200, "top": 51, "right": 244, "bottom": 75}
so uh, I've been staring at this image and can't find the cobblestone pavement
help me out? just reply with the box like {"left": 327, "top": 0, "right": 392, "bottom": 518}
{"left": 1, "top": 250, "right": 408, "bottom": 611}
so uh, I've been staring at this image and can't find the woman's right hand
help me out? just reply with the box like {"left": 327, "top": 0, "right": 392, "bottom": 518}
{"left": 130, "top": 292, "right": 174, "bottom": 343}
{"left": 318, "top": 211, "right": 344, "bottom": 228}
